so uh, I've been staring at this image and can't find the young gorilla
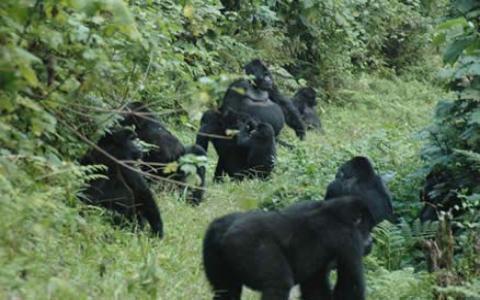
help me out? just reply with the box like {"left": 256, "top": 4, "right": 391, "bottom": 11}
{"left": 236, "top": 119, "right": 276, "bottom": 179}
{"left": 292, "top": 87, "right": 322, "bottom": 131}
{"left": 80, "top": 128, "right": 163, "bottom": 237}
{"left": 325, "top": 156, "right": 394, "bottom": 225}
{"left": 196, "top": 109, "right": 276, "bottom": 180}
{"left": 121, "top": 102, "right": 206, "bottom": 205}
{"left": 203, "top": 196, "right": 374, "bottom": 300}
{"left": 219, "top": 59, "right": 306, "bottom": 140}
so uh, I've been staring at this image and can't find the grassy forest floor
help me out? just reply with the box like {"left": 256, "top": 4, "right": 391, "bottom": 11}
{"left": 1, "top": 74, "right": 446, "bottom": 299}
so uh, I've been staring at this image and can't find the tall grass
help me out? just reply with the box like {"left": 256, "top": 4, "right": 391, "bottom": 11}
{"left": 0, "top": 74, "right": 444, "bottom": 299}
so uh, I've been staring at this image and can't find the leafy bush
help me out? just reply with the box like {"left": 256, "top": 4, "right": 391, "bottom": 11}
{"left": 420, "top": 0, "right": 480, "bottom": 219}
{"left": 417, "top": 0, "right": 480, "bottom": 297}
{"left": 229, "top": 0, "right": 448, "bottom": 97}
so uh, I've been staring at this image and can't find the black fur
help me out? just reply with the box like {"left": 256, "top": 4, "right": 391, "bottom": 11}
{"left": 80, "top": 128, "right": 163, "bottom": 237}
{"left": 122, "top": 102, "right": 206, "bottom": 205}
{"left": 292, "top": 87, "right": 322, "bottom": 131}
{"left": 220, "top": 59, "right": 305, "bottom": 140}
{"left": 325, "top": 156, "right": 394, "bottom": 225}
{"left": 419, "top": 168, "right": 460, "bottom": 222}
{"left": 196, "top": 110, "right": 276, "bottom": 180}
{"left": 203, "top": 196, "right": 374, "bottom": 300}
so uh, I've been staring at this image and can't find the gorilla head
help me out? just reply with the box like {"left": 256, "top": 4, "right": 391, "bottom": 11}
{"left": 244, "top": 59, "right": 273, "bottom": 91}
{"left": 95, "top": 128, "right": 142, "bottom": 165}
{"left": 295, "top": 87, "right": 317, "bottom": 107}
{"left": 325, "top": 156, "right": 394, "bottom": 225}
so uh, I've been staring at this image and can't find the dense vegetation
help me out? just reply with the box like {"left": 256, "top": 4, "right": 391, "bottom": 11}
{"left": 1, "top": 0, "right": 479, "bottom": 299}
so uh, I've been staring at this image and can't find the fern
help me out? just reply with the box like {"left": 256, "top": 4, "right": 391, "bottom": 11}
{"left": 373, "top": 220, "right": 438, "bottom": 270}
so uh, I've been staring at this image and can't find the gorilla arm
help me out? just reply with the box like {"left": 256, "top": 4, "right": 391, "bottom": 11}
{"left": 195, "top": 110, "right": 222, "bottom": 152}
{"left": 269, "top": 86, "right": 306, "bottom": 140}
{"left": 121, "top": 167, "right": 163, "bottom": 237}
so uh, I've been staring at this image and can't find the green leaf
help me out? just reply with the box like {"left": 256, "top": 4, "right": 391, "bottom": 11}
{"left": 455, "top": 0, "right": 480, "bottom": 14}
{"left": 179, "top": 163, "right": 196, "bottom": 175}
{"left": 436, "top": 17, "right": 468, "bottom": 30}
{"left": 19, "top": 64, "right": 39, "bottom": 87}
{"left": 468, "top": 110, "right": 480, "bottom": 125}
{"left": 443, "top": 36, "right": 476, "bottom": 65}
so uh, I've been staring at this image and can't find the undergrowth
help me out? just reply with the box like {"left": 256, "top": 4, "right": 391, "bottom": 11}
{"left": 0, "top": 74, "right": 447, "bottom": 299}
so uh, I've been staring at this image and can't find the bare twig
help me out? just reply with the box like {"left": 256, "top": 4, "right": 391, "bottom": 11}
{"left": 50, "top": 108, "right": 207, "bottom": 191}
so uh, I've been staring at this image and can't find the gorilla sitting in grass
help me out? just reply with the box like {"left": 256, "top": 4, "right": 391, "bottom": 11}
{"left": 80, "top": 128, "right": 163, "bottom": 237}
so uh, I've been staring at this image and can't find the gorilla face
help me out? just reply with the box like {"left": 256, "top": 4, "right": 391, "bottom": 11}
{"left": 244, "top": 59, "right": 274, "bottom": 91}
{"left": 302, "top": 87, "right": 317, "bottom": 107}
{"left": 98, "top": 129, "right": 142, "bottom": 162}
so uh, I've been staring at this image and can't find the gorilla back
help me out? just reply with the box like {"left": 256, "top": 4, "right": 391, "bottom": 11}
{"left": 220, "top": 79, "right": 285, "bottom": 136}
{"left": 196, "top": 110, "right": 276, "bottom": 180}
{"left": 203, "top": 196, "right": 374, "bottom": 300}
{"left": 80, "top": 128, "right": 163, "bottom": 237}
{"left": 220, "top": 59, "right": 305, "bottom": 139}
{"left": 122, "top": 102, "right": 206, "bottom": 205}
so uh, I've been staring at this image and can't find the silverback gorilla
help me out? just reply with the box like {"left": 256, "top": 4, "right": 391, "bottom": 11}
{"left": 203, "top": 196, "right": 374, "bottom": 300}
{"left": 196, "top": 110, "right": 276, "bottom": 180}
{"left": 292, "top": 87, "right": 322, "bottom": 131}
{"left": 80, "top": 128, "right": 163, "bottom": 237}
{"left": 121, "top": 102, "right": 206, "bottom": 205}
{"left": 219, "top": 59, "right": 305, "bottom": 140}
{"left": 325, "top": 156, "right": 394, "bottom": 225}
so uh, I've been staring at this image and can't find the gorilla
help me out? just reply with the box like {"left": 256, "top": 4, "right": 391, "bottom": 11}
{"left": 121, "top": 102, "right": 206, "bottom": 205}
{"left": 203, "top": 196, "right": 374, "bottom": 300}
{"left": 236, "top": 118, "right": 276, "bottom": 179}
{"left": 80, "top": 128, "right": 163, "bottom": 237}
{"left": 292, "top": 87, "right": 322, "bottom": 131}
{"left": 219, "top": 59, "right": 306, "bottom": 140}
{"left": 325, "top": 156, "right": 394, "bottom": 225}
{"left": 419, "top": 168, "right": 460, "bottom": 222}
{"left": 196, "top": 109, "right": 276, "bottom": 180}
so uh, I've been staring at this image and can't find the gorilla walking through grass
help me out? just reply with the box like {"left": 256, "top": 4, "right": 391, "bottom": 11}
{"left": 203, "top": 196, "right": 375, "bottom": 300}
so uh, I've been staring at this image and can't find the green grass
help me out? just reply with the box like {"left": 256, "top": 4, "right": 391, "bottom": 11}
{"left": 0, "top": 74, "right": 445, "bottom": 299}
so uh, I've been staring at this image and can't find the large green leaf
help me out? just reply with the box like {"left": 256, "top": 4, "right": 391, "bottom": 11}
{"left": 443, "top": 35, "right": 476, "bottom": 65}
{"left": 454, "top": 0, "right": 480, "bottom": 14}
{"left": 436, "top": 17, "right": 468, "bottom": 30}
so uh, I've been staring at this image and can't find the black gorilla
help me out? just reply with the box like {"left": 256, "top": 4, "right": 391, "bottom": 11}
{"left": 80, "top": 128, "right": 163, "bottom": 237}
{"left": 219, "top": 59, "right": 306, "bottom": 140}
{"left": 419, "top": 168, "right": 460, "bottom": 222}
{"left": 292, "top": 87, "right": 322, "bottom": 131}
{"left": 196, "top": 109, "right": 276, "bottom": 180}
{"left": 121, "top": 102, "right": 206, "bottom": 205}
{"left": 325, "top": 156, "right": 394, "bottom": 225}
{"left": 237, "top": 118, "right": 276, "bottom": 179}
{"left": 203, "top": 196, "right": 374, "bottom": 300}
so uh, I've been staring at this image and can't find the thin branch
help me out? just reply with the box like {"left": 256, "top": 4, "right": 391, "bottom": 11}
{"left": 50, "top": 108, "right": 208, "bottom": 191}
